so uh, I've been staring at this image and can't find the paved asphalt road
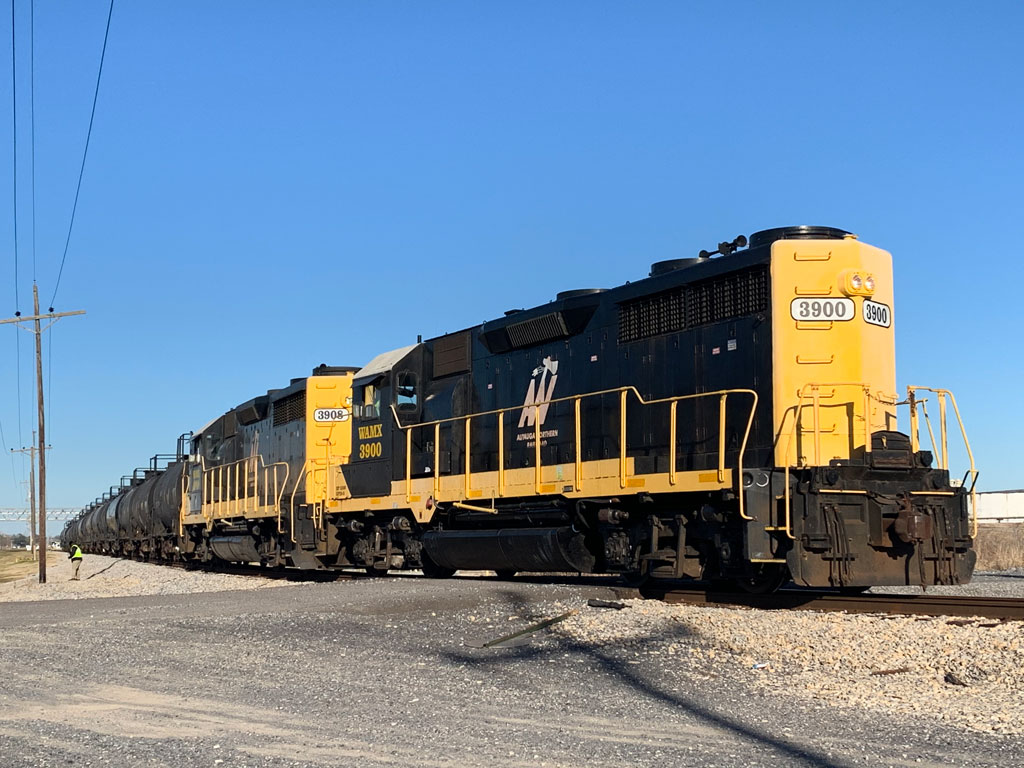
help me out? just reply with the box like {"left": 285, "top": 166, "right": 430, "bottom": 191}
{"left": 0, "top": 576, "right": 1019, "bottom": 767}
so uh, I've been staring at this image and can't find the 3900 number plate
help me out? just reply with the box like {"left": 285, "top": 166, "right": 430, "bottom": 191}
{"left": 790, "top": 297, "right": 855, "bottom": 322}
{"left": 863, "top": 299, "right": 891, "bottom": 328}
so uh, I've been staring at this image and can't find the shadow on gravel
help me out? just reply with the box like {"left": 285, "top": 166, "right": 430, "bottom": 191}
{"left": 442, "top": 589, "right": 845, "bottom": 768}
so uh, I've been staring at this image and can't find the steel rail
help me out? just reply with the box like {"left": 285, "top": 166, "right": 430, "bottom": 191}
{"left": 162, "top": 560, "right": 353, "bottom": 583}
{"left": 632, "top": 586, "right": 1024, "bottom": 621}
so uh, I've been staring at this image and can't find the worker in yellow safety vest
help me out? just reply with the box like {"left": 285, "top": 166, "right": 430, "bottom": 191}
{"left": 68, "top": 543, "right": 83, "bottom": 580}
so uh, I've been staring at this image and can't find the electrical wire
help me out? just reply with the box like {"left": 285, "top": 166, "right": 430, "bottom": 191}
{"left": 10, "top": 0, "right": 19, "bottom": 311}
{"left": 49, "top": 0, "right": 115, "bottom": 310}
{"left": 29, "top": 0, "right": 35, "bottom": 282}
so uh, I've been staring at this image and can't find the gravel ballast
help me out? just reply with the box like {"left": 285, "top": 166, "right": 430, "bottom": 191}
{"left": 555, "top": 598, "right": 1024, "bottom": 736}
{"left": 0, "top": 554, "right": 302, "bottom": 601}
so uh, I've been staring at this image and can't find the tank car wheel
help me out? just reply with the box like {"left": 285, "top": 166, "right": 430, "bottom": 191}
{"left": 494, "top": 569, "right": 517, "bottom": 580}
{"left": 363, "top": 565, "right": 389, "bottom": 577}
{"left": 732, "top": 564, "right": 790, "bottom": 594}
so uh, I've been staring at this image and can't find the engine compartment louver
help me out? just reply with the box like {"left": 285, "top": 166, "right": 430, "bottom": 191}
{"left": 272, "top": 390, "right": 306, "bottom": 427}
{"left": 618, "top": 266, "right": 769, "bottom": 343}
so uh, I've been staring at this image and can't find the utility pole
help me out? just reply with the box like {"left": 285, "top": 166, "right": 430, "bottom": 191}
{"left": 0, "top": 284, "right": 85, "bottom": 583}
{"left": 11, "top": 433, "right": 39, "bottom": 559}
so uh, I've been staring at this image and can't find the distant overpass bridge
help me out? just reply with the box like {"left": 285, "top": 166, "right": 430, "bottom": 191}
{"left": 0, "top": 508, "right": 79, "bottom": 523}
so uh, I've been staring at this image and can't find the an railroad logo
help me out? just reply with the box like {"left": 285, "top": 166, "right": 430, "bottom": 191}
{"left": 518, "top": 356, "right": 559, "bottom": 429}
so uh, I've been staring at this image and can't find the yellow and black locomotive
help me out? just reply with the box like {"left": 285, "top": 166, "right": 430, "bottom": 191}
{"left": 65, "top": 226, "right": 978, "bottom": 590}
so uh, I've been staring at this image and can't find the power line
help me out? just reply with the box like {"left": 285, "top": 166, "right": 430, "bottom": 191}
{"left": 10, "top": 0, "right": 19, "bottom": 310}
{"left": 49, "top": 0, "right": 115, "bottom": 310}
{"left": 29, "top": 0, "right": 35, "bottom": 282}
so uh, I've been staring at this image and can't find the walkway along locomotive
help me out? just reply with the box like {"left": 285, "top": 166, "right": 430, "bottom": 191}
{"left": 64, "top": 226, "right": 978, "bottom": 591}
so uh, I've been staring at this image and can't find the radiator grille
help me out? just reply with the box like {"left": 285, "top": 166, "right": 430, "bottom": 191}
{"left": 618, "top": 266, "right": 769, "bottom": 343}
{"left": 506, "top": 312, "right": 570, "bottom": 348}
{"left": 272, "top": 390, "right": 306, "bottom": 427}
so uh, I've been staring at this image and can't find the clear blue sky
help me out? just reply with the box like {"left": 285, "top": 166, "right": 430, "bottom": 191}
{"left": 1, "top": 1, "right": 1022, "bottom": 534}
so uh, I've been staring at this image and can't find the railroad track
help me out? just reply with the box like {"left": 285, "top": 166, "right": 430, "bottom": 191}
{"left": 164, "top": 560, "right": 354, "bottom": 582}
{"left": 629, "top": 585, "right": 1024, "bottom": 621}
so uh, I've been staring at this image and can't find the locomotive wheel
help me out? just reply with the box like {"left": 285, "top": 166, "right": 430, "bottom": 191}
{"left": 731, "top": 563, "right": 790, "bottom": 594}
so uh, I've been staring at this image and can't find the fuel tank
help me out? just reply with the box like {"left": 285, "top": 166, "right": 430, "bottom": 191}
{"left": 422, "top": 527, "right": 596, "bottom": 573}
{"left": 209, "top": 536, "right": 260, "bottom": 564}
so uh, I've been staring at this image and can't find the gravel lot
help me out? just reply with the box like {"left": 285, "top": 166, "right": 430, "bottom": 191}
{"left": 0, "top": 558, "right": 1022, "bottom": 767}
{"left": 0, "top": 555, "right": 301, "bottom": 601}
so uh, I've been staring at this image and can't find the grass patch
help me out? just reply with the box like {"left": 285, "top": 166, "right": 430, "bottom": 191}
{"left": 975, "top": 524, "right": 1024, "bottom": 572}
{"left": 0, "top": 549, "right": 60, "bottom": 584}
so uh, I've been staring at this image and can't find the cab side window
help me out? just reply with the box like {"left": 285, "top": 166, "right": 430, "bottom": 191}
{"left": 356, "top": 383, "right": 380, "bottom": 420}
{"left": 396, "top": 371, "right": 418, "bottom": 412}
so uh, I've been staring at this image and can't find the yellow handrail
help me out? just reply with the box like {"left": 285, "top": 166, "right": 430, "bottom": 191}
{"left": 780, "top": 384, "right": 977, "bottom": 539}
{"left": 191, "top": 454, "right": 290, "bottom": 532}
{"left": 907, "top": 386, "right": 978, "bottom": 537}
{"left": 392, "top": 385, "right": 759, "bottom": 519}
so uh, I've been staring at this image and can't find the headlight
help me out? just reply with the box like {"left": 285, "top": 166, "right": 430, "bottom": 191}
{"left": 864, "top": 275, "right": 875, "bottom": 292}
{"left": 850, "top": 274, "right": 863, "bottom": 291}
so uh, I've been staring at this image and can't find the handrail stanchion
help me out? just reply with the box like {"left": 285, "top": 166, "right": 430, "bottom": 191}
{"left": 909, "top": 389, "right": 919, "bottom": 453}
{"left": 619, "top": 389, "right": 628, "bottom": 488}
{"left": 669, "top": 400, "right": 678, "bottom": 486}
{"left": 717, "top": 393, "right": 727, "bottom": 482}
{"left": 275, "top": 468, "right": 283, "bottom": 537}
{"left": 920, "top": 400, "right": 939, "bottom": 465}
{"left": 465, "top": 417, "right": 472, "bottom": 498}
{"left": 938, "top": 392, "right": 949, "bottom": 471}
{"left": 863, "top": 388, "right": 872, "bottom": 456}
{"left": 405, "top": 429, "right": 412, "bottom": 501}
{"left": 574, "top": 397, "right": 582, "bottom": 492}
{"left": 433, "top": 423, "right": 440, "bottom": 502}
{"left": 534, "top": 405, "right": 542, "bottom": 493}
{"left": 736, "top": 390, "right": 757, "bottom": 521}
{"left": 498, "top": 413, "right": 505, "bottom": 496}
